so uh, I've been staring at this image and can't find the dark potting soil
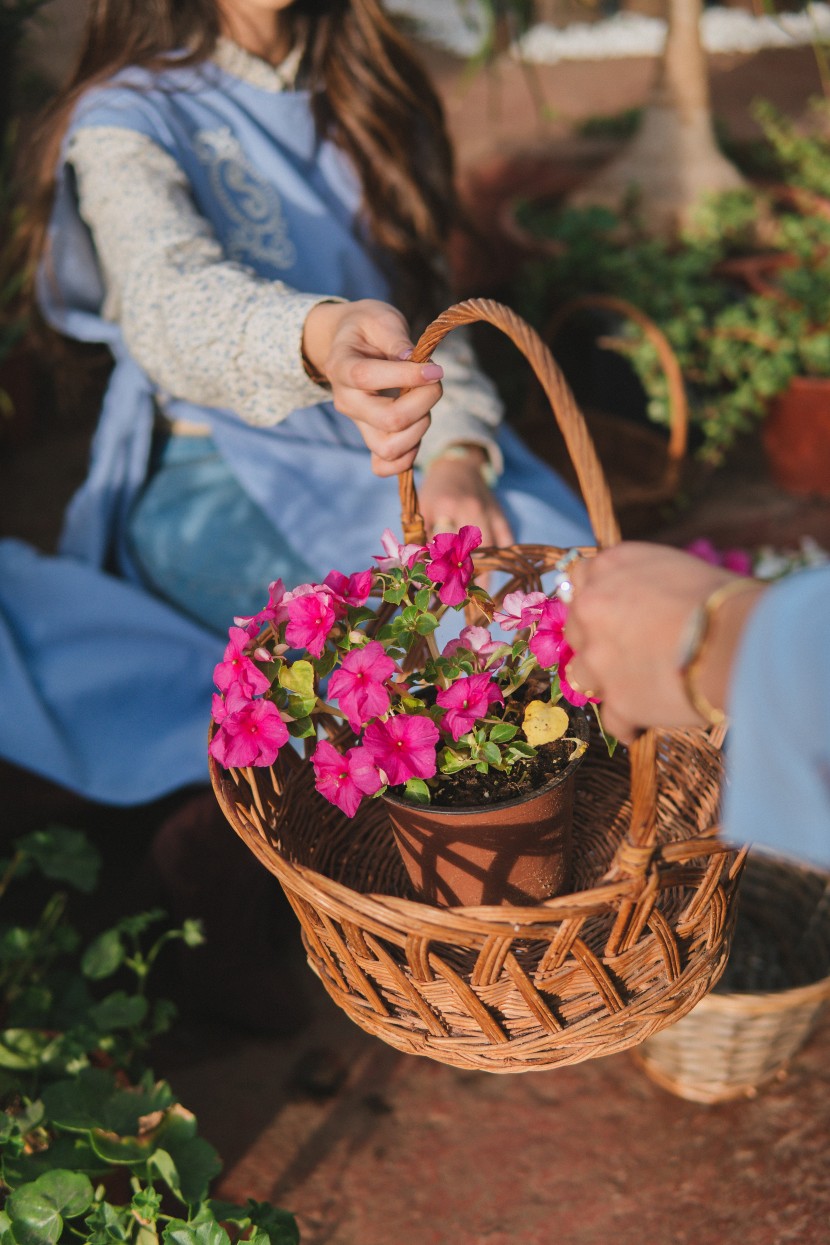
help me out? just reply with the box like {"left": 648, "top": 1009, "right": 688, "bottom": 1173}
{"left": 427, "top": 736, "right": 575, "bottom": 809}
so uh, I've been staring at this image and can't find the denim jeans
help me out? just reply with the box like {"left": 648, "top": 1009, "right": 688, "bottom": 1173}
{"left": 126, "top": 434, "right": 314, "bottom": 636}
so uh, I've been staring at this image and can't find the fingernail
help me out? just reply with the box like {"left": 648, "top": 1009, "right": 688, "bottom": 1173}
{"left": 421, "top": 363, "right": 443, "bottom": 381}
{"left": 397, "top": 347, "right": 414, "bottom": 360}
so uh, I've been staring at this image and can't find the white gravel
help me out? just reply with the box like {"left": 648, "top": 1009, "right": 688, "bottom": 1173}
{"left": 386, "top": 0, "right": 830, "bottom": 61}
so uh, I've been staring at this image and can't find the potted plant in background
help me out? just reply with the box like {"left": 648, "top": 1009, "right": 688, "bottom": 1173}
{"left": 208, "top": 524, "right": 605, "bottom": 908}
{"left": 0, "top": 825, "right": 301, "bottom": 1244}
{"left": 510, "top": 164, "right": 830, "bottom": 490}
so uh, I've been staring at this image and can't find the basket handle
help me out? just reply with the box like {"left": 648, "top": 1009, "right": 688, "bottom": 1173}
{"left": 544, "top": 293, "right": 689, "bottom": 480}
{"left": 397, "top": 297, "right": 659, "bottom": 894}
{"left": 398, "top": 298, "right": 620, "bottom": 550}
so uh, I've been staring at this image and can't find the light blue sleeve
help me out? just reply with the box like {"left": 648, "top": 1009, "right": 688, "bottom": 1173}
{"left": 724, "top": 565, "right": 830, "bottom": 869}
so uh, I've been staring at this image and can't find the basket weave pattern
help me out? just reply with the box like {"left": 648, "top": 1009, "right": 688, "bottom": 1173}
{"left": 634, "top": 852, "right": 830, "bottom": 1101}
{"left": 209, "top": 299, "right": 745, "bottom": 1073}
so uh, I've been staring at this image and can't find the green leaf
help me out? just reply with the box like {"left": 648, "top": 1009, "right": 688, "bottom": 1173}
{"left": 592, "top": 705, "right": 618, "bottom": 757}
{"left": 14, "top": 829, "right": 101, "bottom": 894}
{"left": 278, "top": 661, "right": 314, "bottom": 700}
{"left": 88, "top": 991, "right": 148, "bottom": 1033}
{"left": 42, "top": 1067, "right": 174, "bottom": 1136}
{"left": 382, "top": 583, "right": 407, "bottom": 605}
{"left": 286, "top": 715, "right": 315, "bottom": 739}
{"left": 414, "top": 614, "right": 439, "bottom": 635}
{"left": 489, "top": 722, "right": 518, "bottom": 744}
{"left": 206, "top": 1201, "right": 300, "bottom": 1245}
{"left": 162, "top": 1217, "right": 232, "bottom": 1245}
{"left": 6, "top": 1170, "right": 94, "bottom": 1244}
{"left": 414, "top": 587, "right": 432, "bottom": 610}
{"left": 152, "top": 1112, "right": 221, "bottom": 1205}
{"left": 116, "top": 911, "right": 167, "bottom": 940}
{"left": 401, "top": 779, "right": 431, "bottom": 806}
{"left": 0, "top": 1030, "right": 61, "bottom": 1070}
{"left": 480, "top": 742, "right": 502, "bottom": 766}
{"left": 83, "top": 1199, "right": 135, "bottom": 1243}
{"left": 81, "top": 930, "right": 125, "bottom": 980}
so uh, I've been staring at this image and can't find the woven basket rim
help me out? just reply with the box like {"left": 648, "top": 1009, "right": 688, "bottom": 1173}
{"left": 676, "top": 845, "right": 830, "bottom": 1011}
{"left": 209, "top": 728, "right": 733, "bottom": 942}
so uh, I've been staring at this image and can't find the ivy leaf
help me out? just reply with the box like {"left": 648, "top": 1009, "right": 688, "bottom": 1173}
{"left": 209, "top": 1202, "right": 299, "bottom": 1245}
{"left": 6, "top": 1169, "right": 94, "bottom": 1244}
{"left": 162, "top": 1216, "right": 232, "bottom": 1245}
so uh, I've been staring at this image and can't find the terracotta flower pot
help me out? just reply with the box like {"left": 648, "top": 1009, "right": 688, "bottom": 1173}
{"left": 382, "top": 713, "right": 590, "bottom": 908}
{"left": 762, "top": 375, "right": 830, "bottom": 498}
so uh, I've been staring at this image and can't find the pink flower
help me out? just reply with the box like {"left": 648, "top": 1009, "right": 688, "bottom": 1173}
{"left": 327, "top": 641, "right": 397, "bottom": 731}
{"left": 209, "top": 698, "right": 289, "bottom": 768}
{"left": 324, "top": 568, "right": 374, "bottom": 608}
{"left": 235, "top": 578, "right": 289, "bottom": 636}
{"left": 363, "top": 714, "right": 440, "bottom": 787}
{"left": 284, "top": 588, "right": 338, "bottom": 658}
{"left": 214, "top": 627, "right": 271, "bottom": 697}
{"left": 686, "top": 539, "right": 753, "bottom": 577}
{"left": 425, "top": 525, "right": 481, "bottom": 607}
{"left": 685, "top": 538, "right": 721, "bottom": 566}
{"left": 528, "top": 599, "right": 568, "bottom": 669}
{"left": 559, "top": 642, "right": 600, "bottom": 708}
{"left": 493, "top": 590, "right": 546, "bottom": 631}
{"left": 435, "top": 672, "right": 504, "bottom": 741}
{"left": 373, "top": 527, "right": 425, "bottom": 571}
{"left": 722, "top": 549, "right": 753, "bottom": 575}
{"left": 442, "top": 624, "right": 504, "bottom": 670}
{"left": 311, "top": 739, "right": 383, "bottom": 817}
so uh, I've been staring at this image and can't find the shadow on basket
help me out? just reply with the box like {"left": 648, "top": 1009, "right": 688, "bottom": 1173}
{"left": 208, "top": 298, "right": 746, "bottom": 1075}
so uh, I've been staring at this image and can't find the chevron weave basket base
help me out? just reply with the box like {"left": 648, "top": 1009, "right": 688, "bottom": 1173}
{"left": 210, "top": 720, "right": 744, "bottom": 1073}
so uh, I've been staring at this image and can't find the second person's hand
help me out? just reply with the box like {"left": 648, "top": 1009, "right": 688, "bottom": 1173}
{"left": 419, "top": 446, "right": 513, "bottom": 546}
{"left": 302, "top": 299, "right": 445, "bottom": 477}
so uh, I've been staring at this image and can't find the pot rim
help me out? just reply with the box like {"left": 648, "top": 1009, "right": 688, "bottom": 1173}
{"left": 382, "top": 707, "right": 591, "bottom": 817}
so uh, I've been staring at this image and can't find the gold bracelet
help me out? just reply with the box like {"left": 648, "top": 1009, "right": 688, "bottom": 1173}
{"left": 678, "top": 578, "right": 762, "bottom": 728}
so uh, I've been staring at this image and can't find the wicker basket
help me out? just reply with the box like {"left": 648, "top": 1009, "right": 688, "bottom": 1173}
{"left": 633, "top": 851, "right": 830, "bottom": 1102}
{"left": 209, "top": 298, "right": 745, "bottom": 1073}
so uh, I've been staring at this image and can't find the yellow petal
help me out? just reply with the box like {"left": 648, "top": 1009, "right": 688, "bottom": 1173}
{"left": 522, "top": 700, "right": 569, "bottom": 746}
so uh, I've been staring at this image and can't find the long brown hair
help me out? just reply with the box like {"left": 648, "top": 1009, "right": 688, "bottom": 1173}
{"left": 22, "top": 0, "right": 456, "bottom": 330}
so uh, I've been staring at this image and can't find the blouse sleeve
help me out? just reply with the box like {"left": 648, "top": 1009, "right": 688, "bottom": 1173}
{"left": 724, "top": 564, "right": 830, "bottom": 870}
{"left": 67, "top": 124, "right": 331, "bottom": 425}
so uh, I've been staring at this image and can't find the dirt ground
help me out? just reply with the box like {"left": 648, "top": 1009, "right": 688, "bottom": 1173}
{"left": 4, "top": 25, "right": 830, "bottom": 1245}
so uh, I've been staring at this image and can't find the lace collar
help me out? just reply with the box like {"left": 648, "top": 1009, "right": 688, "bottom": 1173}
{"left": 212, "top": 36, "right": 305, "bottom": 93}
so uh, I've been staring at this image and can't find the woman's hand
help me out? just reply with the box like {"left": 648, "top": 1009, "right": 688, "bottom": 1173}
{"left": 563, "top": 543, "right": 765, "bottom": 743}
{"left": 419, "top": 447, "right": 513, "bottom": 546}
{"left": 302, "top": 299, "right": 444, "bottom": 477}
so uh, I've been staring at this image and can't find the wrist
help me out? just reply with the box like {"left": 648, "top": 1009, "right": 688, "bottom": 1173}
{"left": 301, "top": 299, "right": 346, "bottom": 383}
{"left": 678, "top": 578, "right": 766, "bottom": 727}
{"left": 428, "top": 443, "right": 498, "bottom": 488}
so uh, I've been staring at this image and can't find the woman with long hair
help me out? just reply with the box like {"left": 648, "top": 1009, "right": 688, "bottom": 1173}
{"left": 2, "top": 0, "right": 590, "bottom": 805}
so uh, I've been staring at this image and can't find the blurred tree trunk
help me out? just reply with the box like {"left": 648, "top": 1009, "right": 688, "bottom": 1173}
{"left": 568, "top": 0, "right": 747, "bottom": 235}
